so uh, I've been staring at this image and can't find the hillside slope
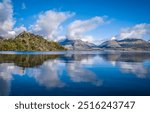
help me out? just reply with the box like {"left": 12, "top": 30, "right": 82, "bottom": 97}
{"left": 0, "top": 32, "right": 66, "bottom": 51}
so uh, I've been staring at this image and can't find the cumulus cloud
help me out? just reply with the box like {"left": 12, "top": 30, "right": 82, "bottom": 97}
{"left": 30, "top": 10, "right": 74, "bottom": 41}
{"left": 0, "top": 0, "right": 105, "bottom": 42}
{"left": 0, "top": 0, "right": 15, "bottom": 37}
{"left": 14, "top": 26, "right": 27, "bottom": 35}
{"left": 116, "top": 23, "right": 150, "bottom": 39}
{"left": 0, "top": 0, "right": 27, "bottom": 38}
{"left": 67, "top": 17, "right": 104, "bottom": 42}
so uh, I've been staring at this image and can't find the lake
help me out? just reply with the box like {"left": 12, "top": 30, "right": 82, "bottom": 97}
{"left": 0, "top": 51, "right": 150, "bottom": 96}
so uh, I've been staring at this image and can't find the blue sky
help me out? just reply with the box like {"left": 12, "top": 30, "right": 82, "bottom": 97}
{"left": 13, "top": 0, "right": 150, "bottom": 21}
{"left": 0, "top": 0, "right": 150, "bottom": 43}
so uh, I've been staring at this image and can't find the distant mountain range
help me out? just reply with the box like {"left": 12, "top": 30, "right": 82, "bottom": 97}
{"left": 99, "top": 39, "right": 150, "bottom": 51}
{"left": 59, "top": 38, "right": 150, "bottom": 51}
{"left": 0, "top": 32, "right": 150, "bottom": 51}
{"left": 58, "top": 38, "right": 100, "bottom": 50}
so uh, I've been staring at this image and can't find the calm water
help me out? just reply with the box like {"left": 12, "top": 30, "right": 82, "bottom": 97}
{"left": 0, "top": 51, "right": 150, "bottom": 96}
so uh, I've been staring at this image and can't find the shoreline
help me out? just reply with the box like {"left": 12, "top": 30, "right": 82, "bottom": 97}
{"left": 0, "top": 50, "right": 150, "bottom": 55}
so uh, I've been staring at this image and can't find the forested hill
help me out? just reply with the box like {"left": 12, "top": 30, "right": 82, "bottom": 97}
{"left": 0, "top": 31, "right": 66, "bottom": 51}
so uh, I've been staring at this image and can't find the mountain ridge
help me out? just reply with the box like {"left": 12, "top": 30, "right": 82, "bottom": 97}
{"left": 1, "top": 32, "right": 150, "bottom": 51}
{"left": 58, "top": 38, "right": 99, "bottom": 50}
{"left": 0, "top": 31, "right": 66, "bottom": 51}
{"left": 99, "top": 38, "right": 150, "bottom": 51}
{"left": 59, "top": 38, "right": 150, "bottom": 51}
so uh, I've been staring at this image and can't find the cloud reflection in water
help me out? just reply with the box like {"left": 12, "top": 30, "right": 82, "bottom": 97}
{"left": 0, "top": 52, "right": 150, "bottom": 95}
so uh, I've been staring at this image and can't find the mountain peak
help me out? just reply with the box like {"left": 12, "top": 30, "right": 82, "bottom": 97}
{"left": 58, "top": 38, "right": 98, "bottom": 50}
{"left": 99, "top": 38, "right": 150, "bottom": 51}
{"left": 0, "top": 32, "right": 66, "bottom": 51}
{"left": 20, "top": 31, "right": 30, "bottom": 35}
{"left": 99, "top": 40, "right": 121, "bottom": 48}
{"left": 16, "top": 31, "right": 32, "bottom": 39}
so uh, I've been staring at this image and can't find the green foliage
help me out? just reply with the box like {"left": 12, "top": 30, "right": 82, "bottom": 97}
{"left": 0, "top": 32, "right": 66, "bottom": 51}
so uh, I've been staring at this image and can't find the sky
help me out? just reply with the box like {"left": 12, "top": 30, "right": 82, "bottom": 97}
{"left": 0, "top": 0, "right": 150, "bottom": 44}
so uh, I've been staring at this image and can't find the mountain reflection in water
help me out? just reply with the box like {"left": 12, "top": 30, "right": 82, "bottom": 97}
{"left": 0, "top": 51, "right": 150, "bottom": 96}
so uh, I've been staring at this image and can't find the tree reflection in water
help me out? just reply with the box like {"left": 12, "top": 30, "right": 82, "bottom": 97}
{"left": 0, "top": 51, "right": 150, "bottom": 95}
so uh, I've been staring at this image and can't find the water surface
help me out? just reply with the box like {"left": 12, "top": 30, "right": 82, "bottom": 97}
{"left": 0, "top": 51, "right": 150, "bottom": 96}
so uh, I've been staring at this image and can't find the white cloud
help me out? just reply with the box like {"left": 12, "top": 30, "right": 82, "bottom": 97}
{"left": 0, "top": 1, "right": 105, "bottom": 42}
{"left": 111, "top": 36, "right": 117, "bottom": 40}
{"left": 80, "top": 36, "right": 94, "bottom": 42}
{"left": 14, "top": 26, "right": 27, "bottom": 35}
{"left": 0, "top": 0, "right": 15, "bottom": 37}
{"left": 117, "top": 23, "right": 150, "bottom": 39}
{"left": 67, "top": 16, "right": 104, "bottom": 42}
{"left": 30, "top": 10, "right": 74, "bottom": 41}
{"left": 0, "top": 0, "right": 27, "bottom": 38}
{"left": 21, "top": 3, "right": 26, "bottom": 10}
